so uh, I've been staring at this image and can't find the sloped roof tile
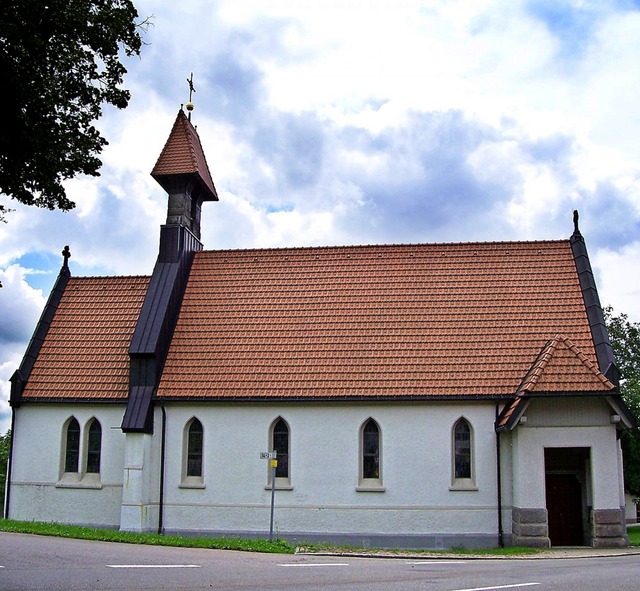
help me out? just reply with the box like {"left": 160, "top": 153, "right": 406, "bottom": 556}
{"left": 156, "top": 240, "right": 610, "bottom": 400}
{"left": 518, "top": 334, "right": 614, "bottom": 394}
{"left": 21, "top": 276, "right": 149, "bottom": 400}
{"left": 151, "top": 109, "right": 217, "bottom": 201}
{"left": 496, "top": 335, "right": 615, "bottom": 431}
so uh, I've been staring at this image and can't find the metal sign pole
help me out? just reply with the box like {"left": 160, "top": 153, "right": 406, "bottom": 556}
{"left": 269, "top": 454, "right": 277, "bottom": 542}
{"left": 260, "top": 450, "right": 277, "bottom": 542}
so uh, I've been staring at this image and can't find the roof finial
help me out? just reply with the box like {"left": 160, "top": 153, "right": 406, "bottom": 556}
{"left": 62, "top": 245, "right": 71, "bottom": 269}
{"left": 186, "top": 72, "right": 196, "bottom": 121}
{"left": 573, "top": 209, "right": 580, "bottom": 235}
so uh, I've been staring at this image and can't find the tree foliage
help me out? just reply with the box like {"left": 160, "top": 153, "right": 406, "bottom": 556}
{"left": 0, "top": 430, "right": 10, "bottom": 515}
{"left": 0, "top": 0, "right": 145, "bottom": 219}
{"left": 604, "top": 306, "right": 640, "bottom": 495}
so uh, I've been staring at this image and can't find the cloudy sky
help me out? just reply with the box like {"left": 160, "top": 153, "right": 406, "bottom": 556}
{"left": 2, "top": 0, "right": 640, "bottom": 434}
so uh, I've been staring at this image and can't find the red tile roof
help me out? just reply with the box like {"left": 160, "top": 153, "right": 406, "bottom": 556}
{"left": 151, "top": 109, "right": 217, "bottom": 201}
{"left": 518, "top": 335, "right": 614, "bottom": 394}
{"left": 156, "top": 240, "right": 612, "bottom": 400}
{"left": 21, "top": 276, "right": 149, "bottom": 400}
{"left": 496, "top": 335, "right": 615, "bottom": 430}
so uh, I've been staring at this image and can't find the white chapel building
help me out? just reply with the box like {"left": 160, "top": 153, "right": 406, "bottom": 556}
{"left": 6, "top": 107, "right": 633, "bottom": 549}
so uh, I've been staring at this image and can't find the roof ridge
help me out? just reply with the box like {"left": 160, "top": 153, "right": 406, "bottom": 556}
{"left": 199, "top": 239, "right": 570, "bottom": 256}
{"left": 67, "top": 274, "right": 151, "bottom": 280}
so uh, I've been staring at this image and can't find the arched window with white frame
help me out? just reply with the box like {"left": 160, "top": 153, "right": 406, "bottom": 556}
{"left": 64, "top": 417, "right": 80, "bottom": 474}
{"left": 86, "top": 418, "right": 102, "bottom": 474}
{"left": 268, "top": 417, "right": 291, "bottom": 488}
{"left": 451, "top": 417, "right": 477, "bottom": 490}
{"left": 187, "top": 418, "right": 204, "bottom": 477}
{"left": 181, "top": 417, "right": 205, "bottom": 488}
{"left": 357, "top": 418, "right": 384, "bottom": 491}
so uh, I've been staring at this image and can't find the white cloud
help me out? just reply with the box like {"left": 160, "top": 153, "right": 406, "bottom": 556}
{"left": 0, "top": 265, "right": 47, "bottom": 344}
{"left": 3, "top": 0, "right": 640, "bottom": 429}
{"left": 0, "top": 265, "right": 48, "bottom": 433}
{"left": 593, "top": 243, "right": 640, "bottom": 324}
{"left": 0, "top": 358, "right": 17, "bottom": 435}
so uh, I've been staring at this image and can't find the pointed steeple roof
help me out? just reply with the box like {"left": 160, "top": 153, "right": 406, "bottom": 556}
{"left": 151, "top": 109, "right": 218, "bottom": 202}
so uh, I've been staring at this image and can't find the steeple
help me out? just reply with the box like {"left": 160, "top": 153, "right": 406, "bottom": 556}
{"left": 151, "top": 108, "right": 218, "bottom": 240}
{"left": 122, "top": 91, "right": 218, "bottom": 433}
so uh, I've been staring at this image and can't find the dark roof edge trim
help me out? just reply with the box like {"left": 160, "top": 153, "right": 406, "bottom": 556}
{"left": 155, "top": 394, "right": 516, "bottom": 404}
{"left": 9, "top": 264, "right": 71, "bottom": 407}
{"left": 12, "top": 398, "right": 128, "bottom": 405}
{"left": 570, "top": 225, "right": 618, "bottom": 383}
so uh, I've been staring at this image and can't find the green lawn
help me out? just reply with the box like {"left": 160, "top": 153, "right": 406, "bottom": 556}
{"left": 1, "top": 519, "right": 638, "bottom": 554}
{"left": 0, "top": 519, "right": 295, "bottom": 554}
{"left": 627, "top": 526, "right": 640, "bottom": 546}
{"left": 0, "top": 519, "right": 540, "bottom": 555}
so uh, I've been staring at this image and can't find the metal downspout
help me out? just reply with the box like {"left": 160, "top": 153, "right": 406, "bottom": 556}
{"left": 496, "top": 404, "right": 504, "bottom": 548}
{"left": 158, "top": 405, "right": 167, "bottom": 534}
{"left": 3, "top": 409, "right": 16, "bottom": 519}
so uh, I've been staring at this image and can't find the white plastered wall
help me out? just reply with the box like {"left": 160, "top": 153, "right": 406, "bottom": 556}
{"left": 160, "top": 401, "right": 502, "bottom": 539}
{"left": 509, "top": 397, "right": 623, "bottom": 511}
{"left": 119, "top": 414, "right": 163, "bottom": 533}
{"left": 8, "top": 403, "right": 127, "bottom": 528}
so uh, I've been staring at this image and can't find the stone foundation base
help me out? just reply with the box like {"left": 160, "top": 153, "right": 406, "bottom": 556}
{"left": 592, "top": 508, "right": 628, "bottom": 548}
{"left": 512, "top": 507, "right": 550, "bottom": 548}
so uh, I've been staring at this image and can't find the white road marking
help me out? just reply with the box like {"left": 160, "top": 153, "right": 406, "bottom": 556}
{"left": 407, "top": 560, "right": 467, "bottom": 564}
{"left": 278, "top": 562, "right": 349, "bottom": 567}
{"left": 453, "top": 583, "right": 540, "bottom": 591}
{"left": 106, "top": 564, "right": 201, "bottom": 569}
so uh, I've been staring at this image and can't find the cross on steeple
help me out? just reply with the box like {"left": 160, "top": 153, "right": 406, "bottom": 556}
{"left": 573, "top": 209, "right": 581, "bottom": 236}
{"left": 187, "top": 72, "right": 196, "bottom": 102}
{"left": 186, "top": 73, "right": 196, "bottom": 121}
{"left": 62, "top": 245, "right": 71, "bottom": 269}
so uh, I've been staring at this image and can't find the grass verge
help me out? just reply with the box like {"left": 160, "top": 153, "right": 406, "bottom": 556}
{"left": 0, "top": 518, "right": 295, "bottom": 554}
{"left": 2, "top": 519, "right": 638, "bottom": 554}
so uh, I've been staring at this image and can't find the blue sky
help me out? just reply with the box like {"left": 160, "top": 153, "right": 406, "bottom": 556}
{"left": 2, "top": 0, "right": 640, "bottom": 434}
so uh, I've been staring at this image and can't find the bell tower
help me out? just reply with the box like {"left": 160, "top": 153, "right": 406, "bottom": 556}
{"left": 151, "top": 106, "right": 218, "bottom": 244}
{"left": 122, "top": 86, "right": 217, "bottom": 434}
{"left": 120, "top": 82, "right": 218, "bottom": 533}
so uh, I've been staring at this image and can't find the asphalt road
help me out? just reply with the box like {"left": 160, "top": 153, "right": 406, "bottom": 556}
{"left": 1, "top": 532, "right": 639, "bottom": 591}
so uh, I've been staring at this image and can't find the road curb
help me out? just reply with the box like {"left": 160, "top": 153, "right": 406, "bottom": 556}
{"left": 295, "top": 548, "right": 640, "bottom": 560}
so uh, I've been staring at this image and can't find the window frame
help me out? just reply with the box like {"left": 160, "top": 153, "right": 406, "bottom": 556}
{"left": 267, "top": 416, "right": 292, "bottom": 490}
{"left": 357, "top": 418, "right": 385, "bottom": 492}
{"left": 86, "top": 418, "right": 102, "bottom": 474}
{"left": 180, "top": 417, "right": 205, "bottom": 489}
{"left": 56, "top": 416, "right": 103, "bottom": 489}
{"left": 450, "top": 417, "right": 477, "bottom": 491}
{"left": 63, "top": 417, "right": 80, "bottom": 474}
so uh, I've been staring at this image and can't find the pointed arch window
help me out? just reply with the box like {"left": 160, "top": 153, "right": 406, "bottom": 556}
{"left": 358, "top": 418, "right": 384, "bottom": 491}
{"left": 451, "top": 418, "right": 477, "bottom": 490}
{"left": 363, "top": 419, "right": 380, "bottom": 479}
{"left": 273, "top": 418, "right": 289, "bottom": 479}
{"left": 181, "top": 417, "right": 205, "bottom": 488}
{"left": 58, "top": 417, "right": 103, "bottom": 488}
{"left": 187, "top": 418, "right": 203, "bottom": 477}
{"left": 64, "top": 418, "right": 80, "bottom": 473}
{"left": 86, "top": 419, "right": 102, "bottom": 474}
{"left": 267, "top": 417, "right": 291, "bottom": 489}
